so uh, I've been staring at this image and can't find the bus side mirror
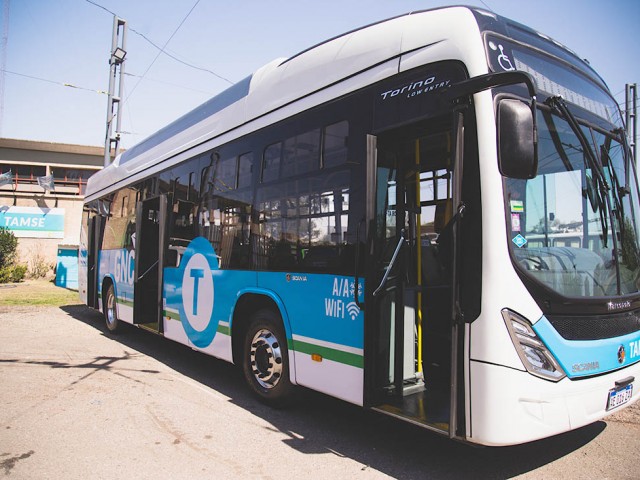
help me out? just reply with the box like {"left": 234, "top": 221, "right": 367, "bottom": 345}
{"left": 497, "top": 98, "right": 538, "bottom": 179}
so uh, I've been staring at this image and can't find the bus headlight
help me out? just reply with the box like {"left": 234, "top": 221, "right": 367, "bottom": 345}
{"left": 501, "top": 309, "right": 566, "bottom": 382}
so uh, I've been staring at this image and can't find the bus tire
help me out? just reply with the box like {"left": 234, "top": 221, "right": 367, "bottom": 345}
{"left": 242, "top": 309, "right": 295, "bottom": 407}
{"left": 103, "top": 283, "right": 122, "bottom": 334}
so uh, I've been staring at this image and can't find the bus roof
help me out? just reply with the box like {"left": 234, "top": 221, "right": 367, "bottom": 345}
{"left": 85, "top": 5, "right": 603, "bottom": 201}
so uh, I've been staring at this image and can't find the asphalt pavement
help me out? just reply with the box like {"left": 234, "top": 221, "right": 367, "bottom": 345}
{"left": 1, "top": 304, "right": 639, "bottom": 479}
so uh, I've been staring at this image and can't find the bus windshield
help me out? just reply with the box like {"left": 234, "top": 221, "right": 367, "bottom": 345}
{"left": 503, "top": 49, "right": 640, "bottom": 298}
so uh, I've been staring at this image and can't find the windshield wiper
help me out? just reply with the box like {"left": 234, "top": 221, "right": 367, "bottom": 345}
{"left": 600, "top": 134, "right": 639, "bottom": 266}
{"left": 547, "top": 97, "right": 609, "bottom": 193}
{"left": 600, "top": 137, "right": 626, "bottom": 219}
{"left": 546, "top": 95, "right": 622, "bottom": 294}
{"left": 546, "top": 96, "right": 609, "bottom": 245}
{"left": 613, "top": 127, "right": 634, "bottom": 194}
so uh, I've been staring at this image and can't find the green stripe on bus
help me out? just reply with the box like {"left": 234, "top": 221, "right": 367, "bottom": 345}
{"left": 160, "top": 311, "right": 230, "bottom": 337}
{"left": 163, "top": 310, "right": 180, "bottom": 321}
{"left": 290, "top": 339, "right": 363, "bottom": 369}
{"left": 117, "top": 297, "right": 134, "bottom": 308}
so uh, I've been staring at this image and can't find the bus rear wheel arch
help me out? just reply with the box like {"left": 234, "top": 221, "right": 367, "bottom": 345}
{"left": 241, "top": 309, "right": 295, "bottom": 406}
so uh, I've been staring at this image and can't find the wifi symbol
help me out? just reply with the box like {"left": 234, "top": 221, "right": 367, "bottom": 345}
{"left": 346, "top": 302, "right": 360, "bottom": 320}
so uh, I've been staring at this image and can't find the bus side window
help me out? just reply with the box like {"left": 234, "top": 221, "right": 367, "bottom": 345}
{"left": 256, "top": 167, "right": 353, "bottom": 274}
{"left": 198, "top": 152, "right": 253, "bottom": 270}
{"left": 323, "top": 121, "right": 349, "bottom": 168}
{"left": 262, "top": 143, "right": 282, "bottom": 183}
{"left": 165, "top": 157, "right": 202, "bottom": 248}
{"left": 282, "top": 129, "right": 321, "bottom": 177}
{"left": 215, "top": 156, "right": 238, "bottom": 192}
{"left": 237, "top": 152, "right": 253, "bottom": 189}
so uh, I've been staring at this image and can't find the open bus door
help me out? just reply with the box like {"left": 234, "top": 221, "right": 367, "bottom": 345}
{"left": 133, "top": 194, "right": 167, "bottom": 332}
{"left": 87, "top": 214, "right": 104, "bottom": 309}
{"left": 364, "top": 72, "right": 531, "bottom": 438}
{"left": 365, "top": 115, "right": 466, "bottom": 438}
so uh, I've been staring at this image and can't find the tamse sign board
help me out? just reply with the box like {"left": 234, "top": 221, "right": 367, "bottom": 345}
{"left": 0, "top": 206, "right": 65, "bottom": 238}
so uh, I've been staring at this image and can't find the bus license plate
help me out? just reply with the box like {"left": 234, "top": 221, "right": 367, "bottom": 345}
{"left": 606, "top": 384, "right": 633, "bottom": 411}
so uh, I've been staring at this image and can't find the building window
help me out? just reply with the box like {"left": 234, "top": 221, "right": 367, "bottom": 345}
{"left": 53, "top": 168, "right": 95, "bottom": 195}
{"left": 0, "top": 164, "right": 46, "bottom": 185}
{"left": 0, "top": 163, "right": 97, "bottom": 195}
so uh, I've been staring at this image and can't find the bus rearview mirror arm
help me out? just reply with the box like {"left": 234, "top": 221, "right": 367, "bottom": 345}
{"left": 445, "top": 71, "right": 538, "bottom": 180}
{"left": 445, "top": 70, "right": 536, "bottom": 100}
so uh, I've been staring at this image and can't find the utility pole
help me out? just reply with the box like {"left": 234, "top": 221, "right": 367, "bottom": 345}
{"left": 0, "top": 0, "right": 10, "bottom": 137}
{"left": 626, "top": 83, "right": 637, "bottom": 167}
{"left": 104, "top": 16, "right": 127, "bottom": 166}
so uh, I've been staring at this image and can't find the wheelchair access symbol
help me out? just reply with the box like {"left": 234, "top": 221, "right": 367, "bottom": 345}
{"left": 489, "top": 41, "right": 515, "bottom": 71}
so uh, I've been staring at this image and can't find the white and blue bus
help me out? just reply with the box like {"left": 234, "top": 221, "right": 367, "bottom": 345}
{"left": 79, "top": 6, "right": 640, "bottom": 446}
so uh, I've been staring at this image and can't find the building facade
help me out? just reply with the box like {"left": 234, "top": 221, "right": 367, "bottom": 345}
{"left": 0, "top": 138, "right": 104, "bottom": 272}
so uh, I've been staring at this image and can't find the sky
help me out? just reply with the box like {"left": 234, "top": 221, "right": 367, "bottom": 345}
{"left": 1, "top": 0, "right": 639, "bottom": 150}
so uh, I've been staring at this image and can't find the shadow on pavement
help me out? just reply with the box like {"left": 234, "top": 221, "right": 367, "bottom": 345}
{"left": 61, "top": 304, "right": 604, "bottom": 479}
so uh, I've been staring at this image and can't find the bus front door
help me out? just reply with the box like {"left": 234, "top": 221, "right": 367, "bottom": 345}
{"left": 367, "top": 124, "right": 456, "bottom": 435}
{"left": 133, "top": 195, "right": 167, "bottom": 332}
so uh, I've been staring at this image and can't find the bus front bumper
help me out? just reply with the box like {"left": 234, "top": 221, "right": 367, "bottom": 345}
{"left": 468, "top": 360, "right": 640, "bottom": 446}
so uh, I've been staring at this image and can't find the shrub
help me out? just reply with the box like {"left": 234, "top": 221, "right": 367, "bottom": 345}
{"left": 0, "top": 228, "right": 26, "bottom": 283}
{"left": 0, "top": 227, "right": 18, "bottom": 268}
{"left": 0, "top": 264, "right": 27, "bottom": 283}
{"left": 27, "top": 249, "right": 52, "bottom": 279}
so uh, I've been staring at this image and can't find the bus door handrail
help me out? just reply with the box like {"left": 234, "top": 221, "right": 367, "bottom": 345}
{"left": 373, "top": 229, "right": 405, "bottom": 297}
{"left": 137, "top": 260, "right": 159, "bottom": 281}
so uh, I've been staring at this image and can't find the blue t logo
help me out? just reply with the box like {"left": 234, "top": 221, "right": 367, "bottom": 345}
{"left": 189, "top": 268, "right": 204, "bottom": 315}
{"left": 178, "top": 238, "right": 218, "bottom": 348}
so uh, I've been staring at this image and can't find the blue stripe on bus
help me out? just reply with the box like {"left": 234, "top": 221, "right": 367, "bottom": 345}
{"left": 162, "top": 236, "right": 364, "bottom": 351}
{"left": 534, "top": 316, "right": 640, "bottom": 378}
{"left": 98, "top": 249, "right": 135, "bottom": 303}
{"left": 256, "top": 271, "right": 364, "bottom": 350}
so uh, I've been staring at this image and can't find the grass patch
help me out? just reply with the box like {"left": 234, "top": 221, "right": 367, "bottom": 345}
{"left": 0, "top": 280, "right": 82, "bottom": 307}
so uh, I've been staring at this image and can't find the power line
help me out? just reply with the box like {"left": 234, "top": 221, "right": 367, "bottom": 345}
{"left": 0, "top": 68, "right": 107, "bottom": 94}
{"left": 124, "top": 72, "right": 214, "bottom": 95}
{"left": 122, "top": 81, "right": 137, "bottom": 139}
{"left": 125, "top": 0, "right": 202, "bottom": 102}
{"left": 129, "top": 29, "right": 233, "bottom": 84}
{"left": 84, "top": 0, "right": 115, "bottom": 16}
{"left": 478, "top": 0, "right": 494, "bottom": 12}
{"left": 84, "top": 0, "right": 232, "bottom": 85}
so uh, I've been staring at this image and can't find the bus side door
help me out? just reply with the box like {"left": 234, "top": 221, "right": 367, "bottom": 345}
{"left": 133, "top": 194, "right": 167, "bottom": 331}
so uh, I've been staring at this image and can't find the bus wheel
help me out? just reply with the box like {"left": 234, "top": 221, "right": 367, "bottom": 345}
{"left": 242, "top": 310, "right": 294, "bottom": 406}
{"left": 103, "top": 283, "right": 122, "bottom": 334}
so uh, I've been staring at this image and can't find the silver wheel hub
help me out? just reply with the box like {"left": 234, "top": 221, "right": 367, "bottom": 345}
{"left": 250, "top": 328, "right": 283, "bottom": 389}
{"left": 106, "top": 291, "right": 116, "bottom": 327}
